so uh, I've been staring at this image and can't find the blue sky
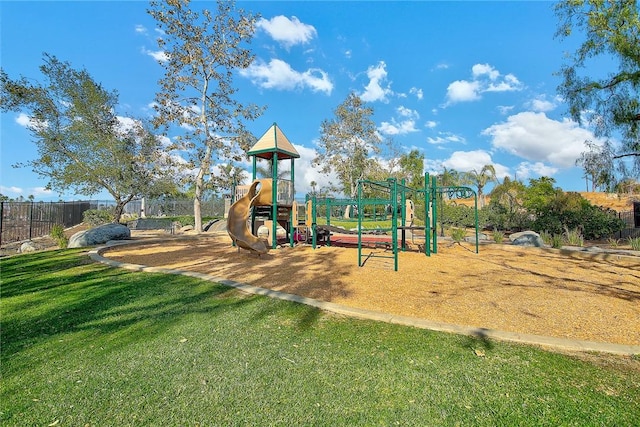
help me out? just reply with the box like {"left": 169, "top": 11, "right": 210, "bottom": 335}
{"left": 0, "top": 1, "right": 616, "bottom": 201}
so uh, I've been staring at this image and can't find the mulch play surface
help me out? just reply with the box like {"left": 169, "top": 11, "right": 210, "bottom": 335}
{"left": 102, "top": 233, "right": 640, "bottom": 346}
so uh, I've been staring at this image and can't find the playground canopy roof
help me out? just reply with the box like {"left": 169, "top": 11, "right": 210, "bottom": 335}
{"left": 248, "top": 122, "right": 300, "bottom": 160}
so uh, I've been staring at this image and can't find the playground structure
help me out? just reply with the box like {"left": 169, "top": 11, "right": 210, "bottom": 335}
{"left": 226, "top": 123, "right": 479, "bottom": 270}
{"left": 226, "top": 123, "right": 300, "bottom": 253}
{"left": 304, "top": 176, "right": 479, "bottom": 271}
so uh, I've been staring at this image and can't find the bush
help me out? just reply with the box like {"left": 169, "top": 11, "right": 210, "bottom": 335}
{"left": 83, "top": 209, "right": 115, "bottom": 227}
{"left": 492, "top": 230, "right": 505, "bottom": 243}
{"left": 629, "top": 237, "right": 640, "bottom": 251}
{"left": 551, "top": 234, "right": 564, "bottom": 249}
{"left": 449, "top": 227, "right": 466, "bottom": 243}
{"left": 539, "top": 230, "right": 553, "bottom": 246}
{"left": 563, "top": 227, "right": 584, "bottom": 247}
{"left": 530, "top": 193, "right": 625, "bottom": 240}
{"left": 50, "top": 224, "right": 68, "bottom": 249}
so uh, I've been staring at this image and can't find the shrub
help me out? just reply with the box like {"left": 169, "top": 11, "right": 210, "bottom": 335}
{"left": 629, "top": 236, "right": 640, "bottom": 251}
{"left": 551, "top": 234, "right": 564, "bottom": 249}
{"left": 563, "top": 227, "right": 584, "bottom": 247}
{"left": 607, "top": 237, "right": 619, "bottom": 248}
{"left": 83, "top": 209, "right": 114, "bottom": 227}
{"left": 539, "top": 230, "right": 553, "bottom": 246}
{"left": 492, "top": 229, "right": 505, "bottom": 243}
{"left": 50, "top": 224, "right": 68, "bottom": 249}
{"left": 449, "top": 227, "right": 466, "bottom": 243}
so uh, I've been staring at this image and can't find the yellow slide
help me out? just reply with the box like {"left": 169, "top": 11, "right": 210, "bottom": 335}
{"left": 226, "top": 179, "right": 273, "bottom": 254}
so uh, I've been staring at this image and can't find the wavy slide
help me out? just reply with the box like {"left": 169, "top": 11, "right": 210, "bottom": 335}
{"left": 226, "top": 179, "right": 273, "bottom": 254}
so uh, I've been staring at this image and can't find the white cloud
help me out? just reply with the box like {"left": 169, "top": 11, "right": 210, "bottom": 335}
{"left": 528, "top": 94, "right": 562, "bottom": 112}
{"left": 0, "top": 185, "right": 23, "bottom": 195}
{"left": 425, "top": 120, "right": 437, "bottom": 129}
{"left": 445, "top": 80, "right": 481, "bottom": 103}
{"left": 257, "top": 16, "right": 317, "bottom": 48}
{"left": 397, "top": 106, "right": 418, "bottom": 119}
{"left": 141, "top": 47, "right": 168, "bottom": 63}
{"left": 515, "top": 162, "right": 558, "bottom": 180}
{"left": 379, "top": 119, "right": 418, "bottom": 136}
{"left": 441, "top": 150, "right": 510, "bottom": 178}
{"left": 444, "top": 63, "right": 524, "bottom": 106}
{"left": 472, "top": 63, "right": 499, "bottom": 80}
{"left": 240, "top": 58, "right": 333, "bottom": 94}
{"left": 486, "top": 74, "right": 523, "bottom": 92}
{"left": 293, "top": 144, "right": 337, "bottom": 196}
{"left": 378, "top": 106, "right": 419, "bottom": 136}
{"left": 15, "top": 113, "right": 31, "bottom": 127}
{"left": 482, "top": 112, "right": 603, "bottom": 168}
{"left": 410, "top": 87, "right": 423, "bottom": 100}
{"left": 135, "top": 24, "right": 147, "bottom": 35}
{"left": 426, "top": 132, "right": 465, "bottom": 145}
{"left": 360, "top": 61, "right": 393, "bottom": 103}
{"left": 32, "top": 187, "right": 53, "bottom": 197}
{"left": 15, "top": 112, "right": 47, "bottom": 130}
{"left": 497, "top": 105, "right": 515, "bottom": 115}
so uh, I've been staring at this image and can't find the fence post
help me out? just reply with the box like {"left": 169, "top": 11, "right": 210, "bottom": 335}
{"left": 29, "top": 201, "right": 34, "bottom": 241}
{"left": 0, "top": 202, "right": 3, "bottom": 247}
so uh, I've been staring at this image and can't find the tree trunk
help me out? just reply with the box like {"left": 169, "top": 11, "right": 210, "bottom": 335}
{"left": 113, "top": 201, "right": 125, "bottom": 223}
{"left": 194, "top": 174, "right": 204, "bottom": 233}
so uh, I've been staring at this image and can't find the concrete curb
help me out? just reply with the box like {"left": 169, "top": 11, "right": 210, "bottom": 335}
{"left": 89, "top": 241, "right": 640, "bottom": 356}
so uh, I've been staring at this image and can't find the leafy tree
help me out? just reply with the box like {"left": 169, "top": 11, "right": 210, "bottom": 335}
{"left": 215, "top": 163, "right": 248, "bottom": 197}
{"left": 398, "top": 149, "right": 425, "bottom": 189}
{"left": 0, "top": 55, "right": 176, "bottom": 222}
{"left": 575, "top": 140, "right": 616, "bottom": 191}
{"left": 522, "top": 176, "right": 559, "bottom": 216}
{"left": 615, "top": 177, "right": 640, "bottom": 194}
{"left": 462, "top": 164, "right": 497, "bottom": 208}
{"left": 487, "top": 176, "right": 528, "bottom": 231}
{"left": 555, "top": 0, "right": 640, "bottom": 171}
{"left": 314, "top": 92, "right": 383, "bottom": 211}
{"left": 256, "top": 159, "right": 289, "bottom": 180}
{"left": 149, "top": 0, "right": 263, "bottom": 232}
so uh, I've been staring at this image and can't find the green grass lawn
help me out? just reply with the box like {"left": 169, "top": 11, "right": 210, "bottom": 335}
{"left": 1, "top": 250, "right": 639, "bottom": 426}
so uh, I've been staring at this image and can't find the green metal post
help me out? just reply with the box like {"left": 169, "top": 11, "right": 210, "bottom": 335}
{"left": 391, "top": 179, "right": 398, "bottom": 271}
{"left": 325, "top": 197, "right": 331, "bottom": 247}
{"left": 312, "top": 195, "right": 317, "bottom": 249}
{"left": 431, "top": 175, "right": 438, "bottom": 254}
{"left": 358, "top": 181, "right": 363, "bottom": 267}
{"left": 271, "top": 153, "right": 278, "bottom": 249}
{"left": 401, "top": 178, "right": 406, "bottom": 252}
{"left": 424, "top": 173, "right": 430, "bottom": 256}
{"left": 252, "top": 157, "right": 257, "bottom": 181}
{"left": 474, "top": 192, "right": 479, "bottom": 254}
{"left": 289, "top": 158, "right": 295, "bottom": 247}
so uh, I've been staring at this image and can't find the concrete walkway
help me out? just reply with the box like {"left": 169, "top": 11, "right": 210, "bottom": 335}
{"left": 89, "top": 240, "right": 640, "bottom": 356}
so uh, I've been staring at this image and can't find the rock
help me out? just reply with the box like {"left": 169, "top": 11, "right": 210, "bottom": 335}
{"left": 19, "top": 241, "right": 40, "bottom": 253}
{"left": 510, "top": 230, "right": 545, "bottom": 247}
{"left": 68, "top": 223, "right": 131, "bottom": 248}
{"left": 127, "top": 218, "right": 173, "bottom": 230}
{"left": 203, "top": 219, "right": 219, "bottom": 231}
{"left": 465, "top": 233, "right": 488, "bottom": 243}
{"left": 180, "top": 225, "right": 194, "bottom": 232}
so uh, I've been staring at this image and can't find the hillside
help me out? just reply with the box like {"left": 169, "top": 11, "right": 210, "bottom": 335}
{"left": 452, "top": 192, "right": 639, "bottom": 212}
{"left": 578, "top": 192, "right": 638, "bottom": 212}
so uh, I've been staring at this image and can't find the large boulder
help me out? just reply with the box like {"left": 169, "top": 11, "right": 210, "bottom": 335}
{"left": 19, "top": 241, "right": 40, "bottom": 253}
{"left": 68, "top": 223, "right": 130, "bottom": 248}
{"left": 509, "top": 230, "right": 546, "bottom": 247}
